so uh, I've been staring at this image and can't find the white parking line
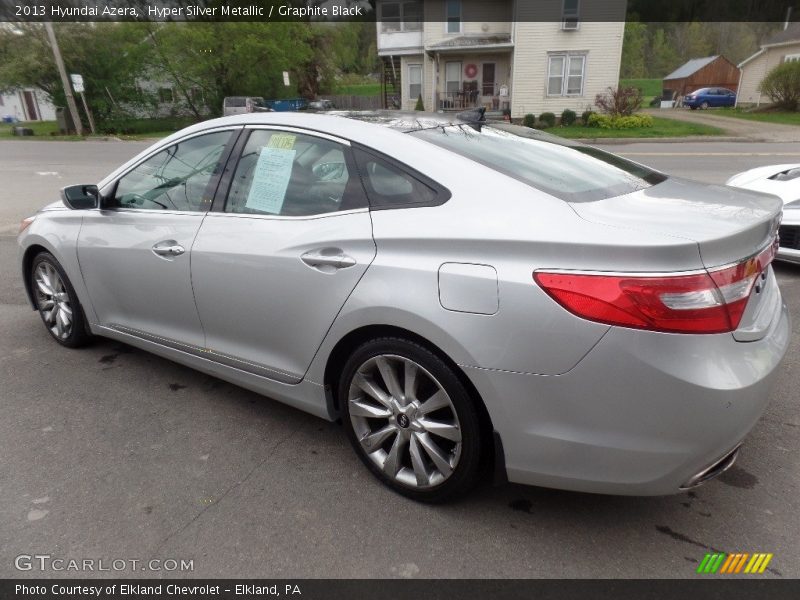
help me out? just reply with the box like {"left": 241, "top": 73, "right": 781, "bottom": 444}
{"left": 618, "top": 152, "right": 800, "bottom": 157}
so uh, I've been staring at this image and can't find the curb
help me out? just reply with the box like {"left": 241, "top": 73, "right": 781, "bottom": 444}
{"left": 574, "top": 136, "right": 750, "bottom": 145}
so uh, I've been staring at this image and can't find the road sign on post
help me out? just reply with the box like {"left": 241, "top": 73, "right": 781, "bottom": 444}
{"left": 70, "top": 74, "right": 84, "bottom": 93}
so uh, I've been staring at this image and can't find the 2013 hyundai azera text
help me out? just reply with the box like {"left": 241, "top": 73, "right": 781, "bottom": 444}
{"left": 18, "top": 111, "right": 790, "bottom": 502}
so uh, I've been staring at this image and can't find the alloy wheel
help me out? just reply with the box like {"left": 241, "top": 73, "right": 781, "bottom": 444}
{"left": 34, "top": 261, "right": 73, "bottom": 340}
{"left": 347, "top": 354, "right": 462, "bottom": 489}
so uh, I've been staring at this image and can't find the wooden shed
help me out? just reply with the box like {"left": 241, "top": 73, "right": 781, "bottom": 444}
{"left": 662, "top": 55, "right": 741, "bottom": 99}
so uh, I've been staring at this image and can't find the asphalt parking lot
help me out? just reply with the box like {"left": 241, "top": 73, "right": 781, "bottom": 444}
{"left": 0, "top": 139, "right": 798, "bottom": 579}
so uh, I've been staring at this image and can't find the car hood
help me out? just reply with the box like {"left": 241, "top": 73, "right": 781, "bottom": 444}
{"left": 726, "top": 164, "right": 800, "bottom": 205}
{"left": 569, "top": 177, "right": 783, "bottom": 269}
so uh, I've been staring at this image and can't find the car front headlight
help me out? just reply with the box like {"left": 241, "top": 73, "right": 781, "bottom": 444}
{"left": 18, "top": 215, "right": 36, "bottom": 234}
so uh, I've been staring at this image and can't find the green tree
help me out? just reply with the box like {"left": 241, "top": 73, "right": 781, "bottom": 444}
{"left": 146, "top": 22, "right": 313, "bottom": 117}
{"left": 621, "top": 21, "right": 647, "bottom": 79}
{"left": 0, "top": 23, "right": 154, "bottom": 122}
{"left": 759, "top": 61, "right": 800, "bottom": 111}
{"left": 647, "top": 28, "right": 681, "bottom": 79}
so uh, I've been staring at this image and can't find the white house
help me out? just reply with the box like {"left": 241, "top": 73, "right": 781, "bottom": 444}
{"left": 375, "top": 0, "right": 626, "bottom": 118}
{"left": 0, "top": 88, "right": 56, "bottom": 121}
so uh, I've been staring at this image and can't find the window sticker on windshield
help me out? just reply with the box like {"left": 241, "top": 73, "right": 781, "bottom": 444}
{"left": 267, "top": 134, "right": 296, "bottom": 150}
{"left": 244, "top": 147, "right": 296, "bottom": 214}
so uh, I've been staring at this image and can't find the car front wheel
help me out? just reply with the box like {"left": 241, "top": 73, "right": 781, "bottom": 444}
{"left": 30, "top": 252, "right": 92, "bottom": 348}
{"left": 340, "top": 337, "right": 484, "bottom": 502}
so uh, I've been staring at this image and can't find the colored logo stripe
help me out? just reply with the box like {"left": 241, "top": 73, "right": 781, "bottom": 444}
{"left": 698, "top": 552, "right": 773, "bottom": 574}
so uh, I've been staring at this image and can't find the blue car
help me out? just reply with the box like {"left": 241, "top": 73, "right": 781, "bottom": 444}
{"left": 684, "top": 87, "right": 736, "bottom": 109}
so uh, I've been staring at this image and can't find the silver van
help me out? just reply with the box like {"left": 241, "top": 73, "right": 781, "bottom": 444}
{"left": 222, "top": 96, "right": 269, "bottom": 116}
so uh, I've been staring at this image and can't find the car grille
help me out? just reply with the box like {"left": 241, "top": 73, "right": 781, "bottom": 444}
{"left": 779, "top": 225, "right": 800, "bottom": 250}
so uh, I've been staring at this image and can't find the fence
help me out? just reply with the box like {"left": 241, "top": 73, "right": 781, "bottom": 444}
{"left": 326, "top": 94, "right": 383, "bottom": 110}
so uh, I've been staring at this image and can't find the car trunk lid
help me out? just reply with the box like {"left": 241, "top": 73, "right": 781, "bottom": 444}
{"left": 568, "top": 178, "right": 782, "bottom": 341}
{"left": 569, "top": 177, "right": 782, "bottom": 270}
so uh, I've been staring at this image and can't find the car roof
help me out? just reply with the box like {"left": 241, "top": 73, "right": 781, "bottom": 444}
{"left": 97, "top": 111, "right": 488, "bottom": 191}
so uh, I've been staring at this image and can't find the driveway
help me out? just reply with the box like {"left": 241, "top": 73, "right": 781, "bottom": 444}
{"left": 644, "top": 108, "right": 800, "bottom": 142}
{"left": 1, "top": 140, "right": 798, "bottom": 579}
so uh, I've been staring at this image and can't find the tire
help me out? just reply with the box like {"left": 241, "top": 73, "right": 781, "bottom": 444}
{"left": 30, "top": 252, "right": 92, "bottom": 348}
{"left": 701, "top": 101, "right": 709, "bottom": 110}
{"left": 690, "top": 106, "right": 698, "bottom": 110}
{"left": 339, "top": 337, "right": 484, "bottom": 502}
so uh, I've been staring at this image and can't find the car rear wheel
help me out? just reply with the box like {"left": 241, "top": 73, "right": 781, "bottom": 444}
{"left": 340, "top": 337, "right": 483, "bottom": 502}
{"left": 30, "top": 252, "right": 92, "bottom": 348}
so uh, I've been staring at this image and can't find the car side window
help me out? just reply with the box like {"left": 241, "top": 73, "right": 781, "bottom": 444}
{"left": 113, "top": 131, "right": 232, "bottom": 212}
{"left": 225, "top": 130, "right": 367, "bottom": 216}
{"left": 353, "top": 148, "right": 444, "bottom": 209}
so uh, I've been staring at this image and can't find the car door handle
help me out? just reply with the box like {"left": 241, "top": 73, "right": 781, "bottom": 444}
{"left": 301, "top": 249, "right": 357, "bottom": 270}
{"left": 152, "top": 242, "right": 186, "bottom": 257}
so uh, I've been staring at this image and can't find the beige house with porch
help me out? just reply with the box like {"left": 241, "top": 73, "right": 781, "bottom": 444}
{"left": 376, "top": 0, "right": 626, "bottom": 119}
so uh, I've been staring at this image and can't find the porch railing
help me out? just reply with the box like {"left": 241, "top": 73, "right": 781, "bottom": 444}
{"left": 436, "top": 83, "right": 511, "bottom": 112}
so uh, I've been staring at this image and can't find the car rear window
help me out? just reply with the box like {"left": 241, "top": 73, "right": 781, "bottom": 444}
{"left": 409, "top": 123, "right": 666, "bottom": 202}
{"left": 225, "top": 97, "right": 246, "bottom": 107}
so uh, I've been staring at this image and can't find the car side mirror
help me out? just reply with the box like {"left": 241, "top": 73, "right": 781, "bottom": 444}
{"left": 60, "top": 184, "right": 99, "bottom": 210}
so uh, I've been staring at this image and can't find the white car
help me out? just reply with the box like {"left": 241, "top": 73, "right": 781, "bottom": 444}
{"left": 727, "top": 164, "right": 800, "bottom": 265}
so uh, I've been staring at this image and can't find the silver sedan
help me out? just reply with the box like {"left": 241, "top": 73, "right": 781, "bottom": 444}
{"left": 18, "top": 111, "right": 790, "bottom": 502}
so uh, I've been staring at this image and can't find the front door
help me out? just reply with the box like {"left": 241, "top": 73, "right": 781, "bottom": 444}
{"left": 190, "top": 127, "right": 376, "bottom": 383}
{"left": 78, "top": 129, "right": 235, "bottom": 348}
{"left": 482, "top": 63, "right": 496, "bottom": 97}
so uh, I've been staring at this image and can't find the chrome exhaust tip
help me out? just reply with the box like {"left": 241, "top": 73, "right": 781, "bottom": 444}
{"left": 680, "top": 444, "right": 741, "bottom": 490}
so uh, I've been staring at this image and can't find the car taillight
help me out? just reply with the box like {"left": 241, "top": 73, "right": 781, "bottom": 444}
{"left": 533, "top": 241, "right": 777, "bottom": 334}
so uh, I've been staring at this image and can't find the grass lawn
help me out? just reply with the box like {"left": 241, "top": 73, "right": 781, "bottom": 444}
{"left": 620, "top": 78, "right": 662, "bottom": 97}
{"left": 620, "top": 78, "right": 663, "bottom": 108}
{"left": 1, "top": 118, "right": 198, "bottom": 141}
{"left": 715, "top": 108, "right": 800, "bottom": 126}
{"left": 0, "top": 120, "right": 68, "bottom": 139}
{"left": 548, "top": 116, "right": 725, "bottom": 139}
{"left": 333, "top": 83, "right": 381, "bottom": 96}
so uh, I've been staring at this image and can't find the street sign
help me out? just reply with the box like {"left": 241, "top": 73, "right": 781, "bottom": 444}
{"left": 283, "top": 71, "right": 290, "bottom": 87}
{"left": 70, "top": 73, "right": 84, "bottom": 93}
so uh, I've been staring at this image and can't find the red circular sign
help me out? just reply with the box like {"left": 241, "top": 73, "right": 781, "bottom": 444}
{"left": 465, "top": 64, "right": 478, "bottom": 79}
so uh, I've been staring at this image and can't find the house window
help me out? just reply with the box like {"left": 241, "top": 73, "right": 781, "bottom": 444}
{"left": 403, "top": 2, "right": 422, "bottom": 31}
{"left": 446, "top": 0, "right": 461, "bottom": 34}
{"left": 445, "top": 61, "right": 462, "bottom": 95}
{"left": 562, "top": 0, "right": 580, "bottom": 29}
{"left": 158, "top": 87, "right": 174, "bottom": 103}
{"left": 380, "top": 2, "right": 422, "bottom": 33}
{"left": 547, "top": 53, "right": 586, "bottom": 96}
{"left": 785, "top": 53, "right": 800, "bottom": 63}
{"left": 408, "top": 64, "right": 422, "bottom": 102}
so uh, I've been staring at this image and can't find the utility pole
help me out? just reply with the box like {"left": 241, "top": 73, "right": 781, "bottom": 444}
{"left": 44, "top": 22, "right": 83, "bottom": 136}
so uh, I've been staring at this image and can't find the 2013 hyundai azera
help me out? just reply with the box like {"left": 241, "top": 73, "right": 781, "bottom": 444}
{"left": 18, "top": 111, "right": 790, "bottom": 502}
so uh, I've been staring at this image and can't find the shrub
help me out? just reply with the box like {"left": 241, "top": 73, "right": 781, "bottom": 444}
{"left": 581, "top": 110, "right": 594, "bottom": 125}
{"left": 539, "top": 112, "right": 556, "bottom": 127}
{"left": 587, "top": 113, "right": 612, "bottom": 128}
{"left": 560, "top": 109, "right": 577, "bottom": 126}
{"left": 522, "top": 113, "right": 536, "bottom": 128}
{"left": 587, "top": 113, "right": 653, "bottom": 129}
{"left": 414, "top": 94, "right": 425, "bottom": 111}
{"left": 594, "top": 86, "right": 643, "bottom": 116}
{"left": 759, "top": 61, "right": 800, "bottom": 111}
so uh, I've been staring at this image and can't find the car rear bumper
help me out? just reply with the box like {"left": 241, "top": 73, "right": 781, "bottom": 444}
{"left": 465, "top": 295, "right": 790, "bottom": 495}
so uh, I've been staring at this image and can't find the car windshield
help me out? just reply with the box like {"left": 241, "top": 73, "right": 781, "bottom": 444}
{"left": 409, "top": 123, "right": 666, "bottom": 202}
